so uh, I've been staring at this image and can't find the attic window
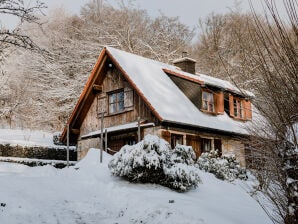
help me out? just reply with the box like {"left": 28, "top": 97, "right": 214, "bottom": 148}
{"left": 229, "top": 94, "right": 252, "bottom": 120}
{"left": 108, "top": 90, "right": 124, "bottom": 114}
{"left": 202, "top": 91, "right": 215, "bottom": 113}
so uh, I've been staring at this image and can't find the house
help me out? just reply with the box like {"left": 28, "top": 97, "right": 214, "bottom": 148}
{"left": 60, "top": 47, "right": 254, "bottom": 166}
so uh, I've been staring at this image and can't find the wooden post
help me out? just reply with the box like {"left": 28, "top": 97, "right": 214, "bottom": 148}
{"left": 105, "top": 128, "right": 107, "bottom": 152}
{"left": 100, "top": 113, "right": 104, "bottom": 163}
{"left": 137, "top": 94, "right": 141, "bottom": 143}
{"left": 67, "top": 123, "right": 69, "bottom": 168}
{"left": 137, "top": 116, "right": 141, "bottom": 142}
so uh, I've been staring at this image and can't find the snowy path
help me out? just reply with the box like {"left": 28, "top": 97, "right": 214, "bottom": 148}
{"left": 0, "top": 149, "right": 272, "bottom": 224}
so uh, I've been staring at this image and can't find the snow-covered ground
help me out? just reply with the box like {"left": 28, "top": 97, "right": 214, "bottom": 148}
{"left": 0, "top": 148, "right": 272, "bottom": 224}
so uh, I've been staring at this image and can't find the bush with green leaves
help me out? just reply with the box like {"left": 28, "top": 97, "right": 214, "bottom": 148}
{"left": 196, "top": 150, "right": 247, "bottom": 181}
{"left": 108, "top": 135, "right": 201, "bottom": 192}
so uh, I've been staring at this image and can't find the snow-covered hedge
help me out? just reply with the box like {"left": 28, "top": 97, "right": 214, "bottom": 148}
{"left": 108, "top": 135, "right": 201, "bottom": 192}
{"left": 196, "top": 150, "right": 247, "bottom": 181}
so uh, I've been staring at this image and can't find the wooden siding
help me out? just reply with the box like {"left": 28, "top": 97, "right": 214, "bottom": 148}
{"left": 79, "top": 67, "right": 157, "bottom": 138}
{"left": 169, "top": 75, "right": 201, "bottom": 109}
{"left": 169, "top": 75, "right": 225, "bottom": 114}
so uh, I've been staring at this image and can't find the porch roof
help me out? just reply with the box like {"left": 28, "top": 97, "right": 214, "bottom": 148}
{"left": 81, "top": 122, "right": 155, "bottom": 139}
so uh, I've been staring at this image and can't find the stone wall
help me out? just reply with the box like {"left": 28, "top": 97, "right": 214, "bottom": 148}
{"left": 222, "top": 139, "right": 246, "bottom": 167}
{"left": 0, "top": 144, "right": 77, "bottom": 161}
{"left": 77, "top": 138, "right": 100, "bottom": 160}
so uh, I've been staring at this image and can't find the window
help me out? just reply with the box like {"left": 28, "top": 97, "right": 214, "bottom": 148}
{"left": 202, "top": 91, "right": 215, "bottom": 112}
{"left": 109, "top": 90, "right": 124, "bottom": 114}
{"left": 233, "top": 99, "right": 244, "bottom": 119}
{"left": 201, "top": 138, "right": 212, "bottom": 153}
{"left": 124, "top": 136, "right": 137, "bottom": 146}
{"left": 214, "top": 139, "right": 222, "bottom": 156}
{"left": 229, "top": 94, "right": 252, "bottom": 120}
{"left": 171, "top": 134, "right": 183, "bottom": 148}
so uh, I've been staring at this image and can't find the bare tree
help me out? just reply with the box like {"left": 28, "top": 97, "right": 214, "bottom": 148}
{"left": 0, "top": 0, "right": 46, "bottom": 51}
{"left": 1, "top": 1, "right": 193, "bottom": 130}
{"left": 194, "top": 1, "right": 297, "bottom": 223}
{"left": 244, "top": 1, "right": 298, "bottom": 223}
{"left": 192, "top": 11, "right": 260, "bottom": 90}
{"left": 81, "top": 1, "right": 193, "bottom": 63}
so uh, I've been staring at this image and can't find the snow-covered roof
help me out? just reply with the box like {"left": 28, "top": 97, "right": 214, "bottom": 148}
{"left": 106, "top": 47, "right": 252, "bottom": 135}
{"left": 81, "top": 122, "right": 155, "bottom": 139}
{"left": 164, "top": 67, "right": 254, "bottom": 97}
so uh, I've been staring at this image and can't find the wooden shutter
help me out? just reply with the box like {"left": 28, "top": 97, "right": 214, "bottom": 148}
{"left": 161, "top": 130, "right": 171, "bottom": 144}
{"left": 124, "top": 85, "right": 134, "bottom": 108}
{"left": 229, "top": 94, "right": 234, "bottom": 117}
{"left": 244, "top": 100, "right": 252, "bottom": 120}
{"left": 215, "top": 91, "right": 224, "bottom": 114}
{"left": 98, "top": 96, "right": 107, "bottom": 114}
{"left": 186, "top": 135, "right": 201, "bottom": 158}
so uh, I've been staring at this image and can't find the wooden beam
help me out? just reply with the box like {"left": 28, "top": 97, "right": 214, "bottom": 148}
{"left": 93, "top": 84, "right": 103, "bottom": 93}
{"left": 71, "top": 129, "right": 80, "bottom": 135}
{"left": 72, "top": 55, "right": 107, "bottom": 129}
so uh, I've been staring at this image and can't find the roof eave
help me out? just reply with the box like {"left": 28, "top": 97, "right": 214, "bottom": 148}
{"left": 161, "top": 119, "right": 249, "bottom": 137}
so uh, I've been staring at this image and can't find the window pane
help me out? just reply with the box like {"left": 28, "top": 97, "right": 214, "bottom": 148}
{"left": 209, "top": 103, "right": 214, "bottom": 112}
{"left": 201, "top": 138, "right": 211, "bottom": 153}
{"left": 240, "top": 101, "right": 243, "bottom": 118}
{"left": 209, "top": 93, "right": 214, "bottom": 103}
{"left": 109, "top": 94, "right": 116, "bottom": 103}
{"left": 109, "top": 103, "right": 116, "bottom": 113}
{"left": 234, "top": 100, "right": 238, "bottom": 117}
{"left": 203, "top": 101, "right": 208, "bottom": 110}
{"left": 202, "top": 91, "right": 214, "bottom": 112}
{"left": 118, "top": 91, "right": 124, "bottom": 102}
{"left": 202, "top": 92, "right": 208, "bottom": 100}
{"left": 118, "top": 101, "right": 124, "bottom": 111}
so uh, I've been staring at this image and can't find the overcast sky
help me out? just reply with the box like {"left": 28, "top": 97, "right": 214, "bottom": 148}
{"left": 1, "top": 0, "right": 287, "bottom": 30}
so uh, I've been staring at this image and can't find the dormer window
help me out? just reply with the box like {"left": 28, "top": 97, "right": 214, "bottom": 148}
{"left": 228, "top": 94, "right": 252, "bottom": 120}
{"left": 202, "top": 91, "right": 215, "bottom": 113}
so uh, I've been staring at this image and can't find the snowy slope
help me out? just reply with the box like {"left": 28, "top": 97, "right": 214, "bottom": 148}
{"left": 0, "top": 148, "right": 272, "bottom": 224}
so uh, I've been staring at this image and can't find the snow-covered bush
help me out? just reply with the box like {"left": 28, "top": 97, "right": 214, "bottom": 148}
{"left": 108, "top": 135, "right": 201, "bottom": 192}
{"left": 196, "top": 150, "right": 247, "bottom": 181}
{"left": 163, "top": 144, "right": 200, "bottom": 191}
